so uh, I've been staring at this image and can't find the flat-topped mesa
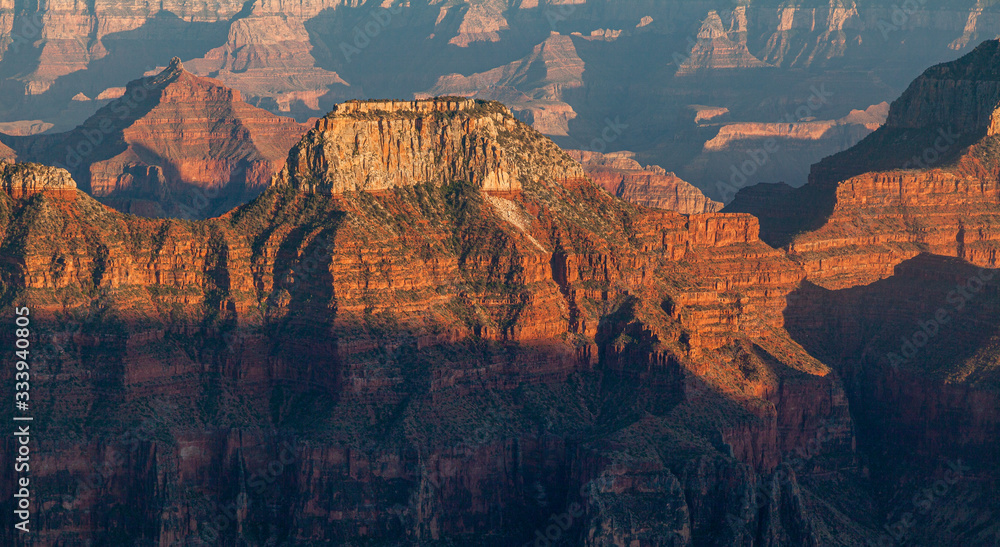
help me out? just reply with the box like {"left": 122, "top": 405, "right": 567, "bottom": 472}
{"left": 282, "top": 98, "right": 584, "bottom": 194}
{"left": 0, "top": 163, "right": 77, "bottom": 199}
{"left": 322, "top": 97, "right": 482, "bottom": 119}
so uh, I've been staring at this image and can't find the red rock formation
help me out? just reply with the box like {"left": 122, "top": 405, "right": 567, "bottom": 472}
{"left": 568, "top": 149, "right": 723, "bottom": 214}
{"left": 728, "top": 41, "right": 1000, "bottom": 290}
{"left": 702, "top": 103, "right": 887, "bottom": 151}
{"left": 0, "top": 162, "right": 75, "bottom": 198}
{"left": 443, "top": 0, "right": 510, "bottom": 47}
{"left": 421, "top": 33, "right": 585, "bottom": 136}
{"left": 720, "top": 46, "right": 1000, "bottom": 546}
{"left": 1, "top": 58, "right": 309, "bottom": 218}
{"left": 0, "top": 100, "right": 855, "bottom": 545}
{"left": 182, "top": 0, "right": 353, "bottom": 114}
{"left": 676, "top": 8, "right": 769, "bottom": 75}
{"left": 0, "top": 139, "right": 14, "bottom": 163}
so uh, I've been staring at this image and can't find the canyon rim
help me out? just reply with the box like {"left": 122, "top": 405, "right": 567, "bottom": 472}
{"left": 0, "top": 2, "right": 999, "bottom": 546}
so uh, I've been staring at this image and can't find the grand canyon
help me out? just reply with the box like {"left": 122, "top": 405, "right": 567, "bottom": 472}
{"left": 0, "top": 1, "right": 999, "bottom": 546}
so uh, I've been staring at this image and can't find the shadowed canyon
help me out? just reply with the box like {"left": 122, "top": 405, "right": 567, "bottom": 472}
{"left": 0, "top": 2, "right": 999, "bottom": 546}
{"left": 6, "top": 0, "right": 1000, "bottom": 201}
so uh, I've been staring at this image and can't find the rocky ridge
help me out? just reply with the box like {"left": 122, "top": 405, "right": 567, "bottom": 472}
{"left": 421, "top": 32, "right": 586, "bottom": 136}
{"left": 0, "top": 98, "right": 864, "bottom": 545}
{"left": 0, "top": 58, "right": 309, "bottom": 218}
{"left": 676, "top": 8, "right": 769, "bottom": 75}
{"left": 7, "top": 0, "right": 1000, "bottom": 200}
{"left": 568, "top": 149, "right": 723, "bottom": 214}
{"left": 727, "top": 40, "right": 1000, "bottom": 290}
{"left": 716, "top": 47, "right": 1000, "bottom": 547}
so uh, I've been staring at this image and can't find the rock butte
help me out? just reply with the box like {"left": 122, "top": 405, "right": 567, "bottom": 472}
{"left": 5, "top": 0, "right": 1000, "bottom": 200}
{"left": 0, "top": 95, "right": 854, "bottom": 545}
{"left": 290, "top": 98, "right": 573, "bottom": 194}
{"left": 0, "top": 162, "right": 77, "bottom": 199}
{"left": 1, "top": 40, "right": 1000, "bottom": 546}
{"left": 0, "top": 58, "right": 309, "bottom": 219}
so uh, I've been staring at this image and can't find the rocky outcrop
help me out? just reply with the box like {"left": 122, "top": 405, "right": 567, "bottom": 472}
{"left": 182, "top": 0, "right": 354, "bottom": 115}
{"left": 702, "top": 103, "right": 887, "bottom": 151}
{"left": 727, "top": 40, "right": 1000, "bottom": 289}
{"left": 0, "top": 162, "right": 75, "bottom": 198}
{"left": 444, "top": 0, "right": 510, "bottom": 47}
{"left": 568, "top": 149, "right": 723, "bottom": 214}
{"left": 0, "top": 58, "right": 309, "bottom": 218}
{"left": 0, "top": 120, "right": 53, "bottom": 135}
{"left": 883, "top": 39, "right": 1000, "bottom": 135}
{"left": 782, "top": 254, "right": 1000, "bottom": 545}
{"left": 0, "top": 100, "right": 859, "bottom": 545}
{"left": 421, "top": 32, "right": 585, "bottom": 136}
{"left": 686, "top": 102, "right": 888, "bottom": 202}
{"left": 283, "top": 98, "right": 578, "bottom": 194}
{"left": 0, "top": 14, "right": 995, "bottom": 545}
{"left": 6, "top": 0, "right": 1000, "bottom": 199}
{"left": 0, "top": 139, "right": 14, "bottom": 163}
{"left": 677, "top": 8, "right": 769, "bottom": 75}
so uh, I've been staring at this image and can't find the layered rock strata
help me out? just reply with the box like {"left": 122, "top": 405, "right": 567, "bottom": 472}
{"left": 568, "top": 149, "right": 723, "bottom": 214}
{"left": 0, "top": 99, "right": 857, "bottom": 545}
{"left": 0, "top": 58, "right": 309, "bottom": 218}
{"left": 727, "top": 40, "right": 1000, "bottom": 290}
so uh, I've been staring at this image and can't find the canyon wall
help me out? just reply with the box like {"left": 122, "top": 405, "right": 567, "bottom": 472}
{"left": 722, "top": 43, "right": 1000, "bottom": 546}
{"left": 568, "top": 150, "right": 723, "bottom": 214}
{"left": 0, "top": 99, "right": 865, "bottom": 545}
{"left": 728, "top": 40, "right": 1000, "bottom": 290}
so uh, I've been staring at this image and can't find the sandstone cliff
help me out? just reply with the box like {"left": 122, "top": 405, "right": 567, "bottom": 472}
{"left": 676, "top": 8, "right": 769, "bottom": 75}
{"left": 720, "top": 48, "right": 1000, "bottom": 544}
{"left": 568, "top": 149, "right": 723, "bottom": 214}
{"left": 0, "top": 99, "right": 861, "bottom": 545}
{"left": 0, "top": 162, "right": 76, "bottom": 198}
{"left": 5, "top": 0, "right": 1000, "bottom": 199}
{"left": 420, "top": 32, "right": 585, "bottom": 136}
{"left": 727, "top": 40, "right": 1000, "bottom": 290}
{"left": 182, "top": 0, "right": 355, "bottom": 115}
{"left": 0, "top": 58, "right": 309, "bottom": 219}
